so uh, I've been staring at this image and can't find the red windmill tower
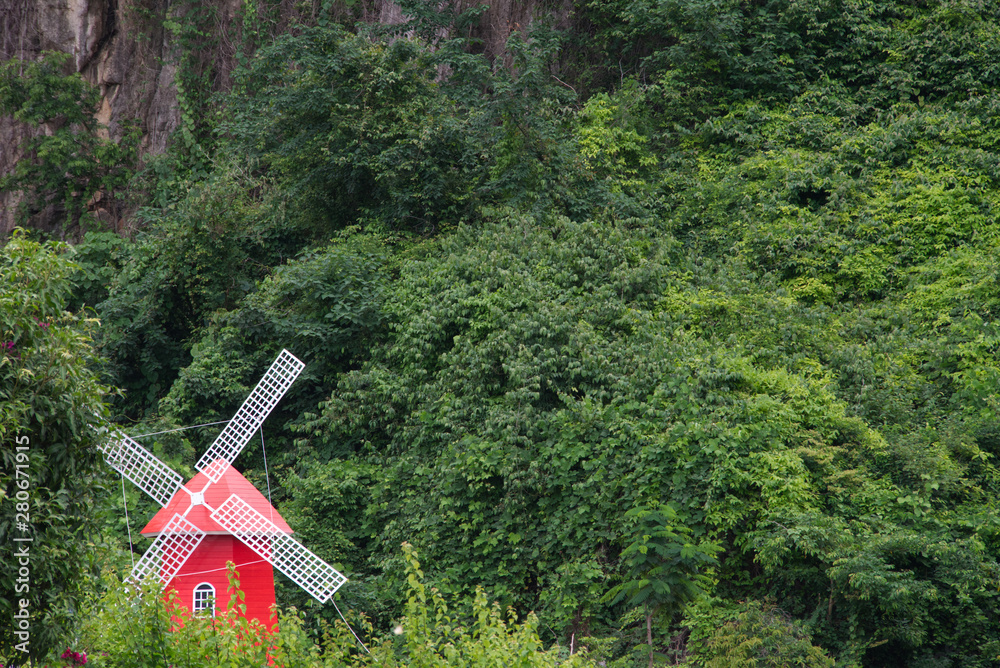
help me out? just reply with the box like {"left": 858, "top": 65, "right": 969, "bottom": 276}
{"left": 99, "top": 350, "right": 346, "bottom": 624}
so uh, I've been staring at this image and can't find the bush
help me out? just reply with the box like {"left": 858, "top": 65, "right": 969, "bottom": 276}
{"left": 71, "top": 546, "right": 592, "bottom": 668}
{"left": 0, "top": 231, "right": 112, "bottom": 660}
{"left": 75, "top": 564, "right": 356, "bottom": 667}
{"left": 684, "top": 599, "right": 835, "bottom": 667}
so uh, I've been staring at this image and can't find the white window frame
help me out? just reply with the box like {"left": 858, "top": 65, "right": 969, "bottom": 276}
{"left": 193, "top": 582, "right": 216, "bottom": 616}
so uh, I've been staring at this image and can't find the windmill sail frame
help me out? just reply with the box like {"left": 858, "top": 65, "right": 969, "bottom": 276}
{"left": 130, "top": 513, "right": 206, "bottom": 585}
{"left": 197, "top": 350, "right": 305, "bottom": 483}
{"left": 100, "top": 431, "right": 184, "bottom": 507}
{"left": 212, "top": 494, "right": 347, "bottom": 603}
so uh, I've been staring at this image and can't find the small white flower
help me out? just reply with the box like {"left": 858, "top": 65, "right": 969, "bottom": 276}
{"left": 394, "top": 625, "right": 404, "bottom": 636}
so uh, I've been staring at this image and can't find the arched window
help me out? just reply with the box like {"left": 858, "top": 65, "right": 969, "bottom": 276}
{"left": 193, "top": 583, "right": 215, "bottom": 616}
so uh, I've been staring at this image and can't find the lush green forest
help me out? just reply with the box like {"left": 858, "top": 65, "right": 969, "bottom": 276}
{"left": 3, "top": 0, "right": 1000, "bottom": 665}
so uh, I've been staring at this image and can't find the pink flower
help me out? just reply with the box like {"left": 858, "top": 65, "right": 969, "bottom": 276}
{"left": 60, "top": 649, "right": 87, "bottom": 665}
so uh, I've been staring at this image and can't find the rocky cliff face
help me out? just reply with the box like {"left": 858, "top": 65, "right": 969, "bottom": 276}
{"left": 1, "top": 0, "right": 186, "bottom": 233}
{"left": 0, "top": 0, "right": 574, "bottom": 235}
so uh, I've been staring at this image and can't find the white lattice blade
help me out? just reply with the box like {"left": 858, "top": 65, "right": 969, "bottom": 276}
{"left": 100, "top": 430, "right": 184, "bottom": 507}
{"left": 196, "top": 350, "right": 305, "bottom": 482}
{"left": 129, "top": 514, "right": 205, "bottom": 588}
{"left": 211, "top": 494, "right": 347, "bottom": 603}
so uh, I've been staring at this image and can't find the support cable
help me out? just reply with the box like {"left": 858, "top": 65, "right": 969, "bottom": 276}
{"left": 121, "top": 473, "right": 135, "bottom": 570}
{"left": 132, "top": 420, "right": 232, "bottom": 439}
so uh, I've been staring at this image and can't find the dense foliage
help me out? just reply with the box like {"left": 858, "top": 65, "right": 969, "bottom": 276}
{"left": 3, "top": 0, "right": 1000, "bottom": 665}
{"left": 0, "top": 234, "right": 111, "bottom": 659}
{"left": 77, "top": 546, "right": 588, "bottom": 668}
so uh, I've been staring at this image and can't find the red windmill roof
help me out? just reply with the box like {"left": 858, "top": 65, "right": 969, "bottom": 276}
{"left": 141, "top": 462, "right": 293, "bottom": 537}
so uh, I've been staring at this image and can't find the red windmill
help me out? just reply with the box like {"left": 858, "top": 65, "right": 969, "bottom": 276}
{"left": 99, "top": 350, "right": 346, "bottom": 625}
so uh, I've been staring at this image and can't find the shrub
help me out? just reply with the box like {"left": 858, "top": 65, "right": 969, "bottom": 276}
{"left": 71, "top": 545, "right": 592, "bottom": 668}
{"left": 0, "top": 231, "right": 112, "bottom": 660}
{"left": 684, "top": 599, "right": 835, "bottom": 667}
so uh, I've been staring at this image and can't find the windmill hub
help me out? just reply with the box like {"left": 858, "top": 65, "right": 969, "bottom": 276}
{"left": 189, "top": 491, "right": 205, "bottom": 506}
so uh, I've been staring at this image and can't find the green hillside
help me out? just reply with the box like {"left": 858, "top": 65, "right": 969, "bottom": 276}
{"left": 3, "top": 0, "right": 1000, "bottom": 665}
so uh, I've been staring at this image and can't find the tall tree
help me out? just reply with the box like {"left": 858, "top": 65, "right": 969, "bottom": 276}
{"left": 0, "top": 231, "right": 112, "bottom": 660}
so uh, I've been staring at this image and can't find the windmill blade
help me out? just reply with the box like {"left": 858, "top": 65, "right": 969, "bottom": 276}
{"left": 196, "top": 350, "right": 305, "bottom": 483}
{"left": 129, "top": 514, "right": 205, "bottom": 588}
{"left": 211, "top": 494, "right": 347, "bottom": 603}
{"left": 100, "top": 430, "right": 184, "bottom": 507}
